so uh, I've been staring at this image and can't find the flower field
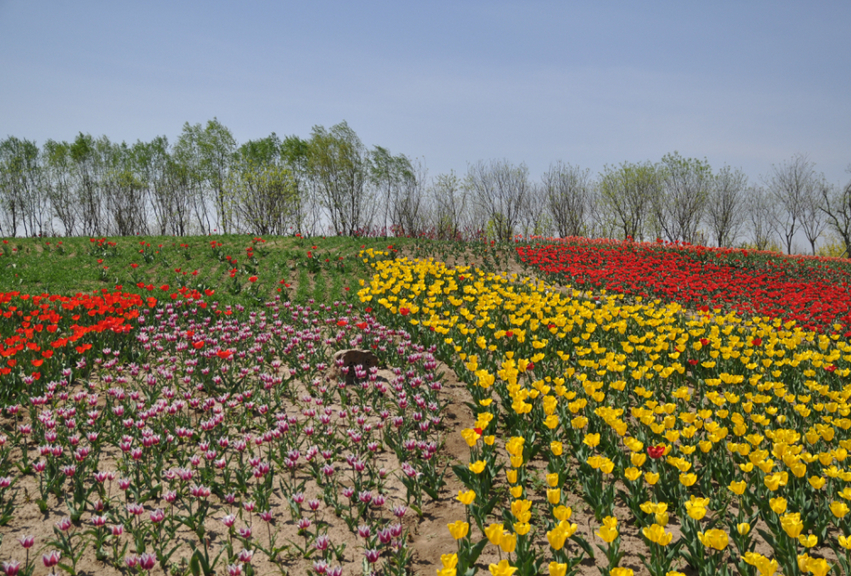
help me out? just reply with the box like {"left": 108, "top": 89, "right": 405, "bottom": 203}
{"left": 517, "top": 238, "right": 851, "bottom": 334}
{"left": 357, "top": 243, "right": 851, "bottom": 576}
{"left": 2, "top": 234, "right": 851, "bottom": 576}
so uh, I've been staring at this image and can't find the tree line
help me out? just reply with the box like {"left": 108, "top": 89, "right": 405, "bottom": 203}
{"left": 2, "top": 119, "right": 850, "bottom": 255}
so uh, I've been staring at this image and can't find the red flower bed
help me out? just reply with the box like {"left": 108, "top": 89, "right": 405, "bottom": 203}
{"left": 517, "top": 237, "right": 851, "bottom": 334}
{"left": 0, "top": 290, "right": 149, "bottom": 393}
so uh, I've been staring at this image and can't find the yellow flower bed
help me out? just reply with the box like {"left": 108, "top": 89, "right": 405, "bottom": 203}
{"left": 358, "top": 249, "right": 851, "bottom": 575}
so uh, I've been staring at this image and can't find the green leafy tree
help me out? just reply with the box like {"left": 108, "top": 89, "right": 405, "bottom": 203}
{"left": 42, "top": 139, "right": 77, "bottom": 236}
{"left": 655, "top": 152, "right": 713, "bottom": 244}
{"left": 307, "top": 121, "right": 373, "bottom": 236}
{"left": 598, "top": 161, "right": 660, "bottom": 241}
{"left": 227, "top": 134, "right": 299, "bottom": 235}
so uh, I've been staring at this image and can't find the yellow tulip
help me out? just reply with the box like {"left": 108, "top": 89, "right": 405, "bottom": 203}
{"left": 679, "top": 473, "right": 697, "bottom": 487}
{"left": 488, "top": 559, "right": 518, "bottom": 576}
{"left": 551, "top": 441, "right": 563, "bottom": 456}
{"left": 469, "top": 460, "right": 486, "bottom": 474}
{"left": 484, "top": 435, "right": 496, "bottom": 445}
{"left": 780, "top": 512, "right": 803, "bottom": 538}
{"left": 499, "top": 532, "right": 517, "bottom": 553}
{"left": 831, "top": 501, "right": 849, "bottom": 518}
{"left": 624, "top": 467, "right": 642, "bottom": 482}
{"left": 547, "top": 488, "right": 561, "bottom": 505}
{"left": 440, "top": 554, "right": 458, "bottom": 569}
{"left": 685, "top": 502, "right": 706, "bottom": 520}
{"left": 655, "top": 511, "right": 669, "bottom": 526}
{"left": 839, "top": 534, "right": 851, "bottom": 549}
{"left": 728, "top": 480, "right": 746, "bottom": 495}
{"left": 456, "top": 490, "right": 476, "bottom": 506}
{"left": 631, "top": 452, "right": 647, "bottom": 467}
{"left": 510, "top": 455, "right": 524, "bottom": 468}
{"left": 610, "top": 569, "right": 634, "bottom": 576}
{"left": 798, "top": 534, "right": 818, "bottom": 548}
{"left": 505, "top": 436, "right": 525, "bottom": 457}
{"left": 698, "top": 529, "right": 729, "bottom": 550}
{"left": 546, "top": 473, "right": 559, "bottom": 487}
{"left": 509, "top": 485, "right": 523, "bottom": 498}
{"left": 769, "top": 497, "right": 787, "bottom": 514}
{"left": 804, "top": 558, "right": 830, "bottom": 576}
{"left": 584, "top": 433, "right": 601, "bottom": 448}
{"left": 643, "top": 524, "right": 673, "bottom": 546}
{"left": 597, "top": 524, "right": 618, "bottom": 543}
{"left": 736, "top": 522, "right": 751, "bottom": 536}
{"left": 808, "top": 476, "right": 826, "bottom": 490}
{"left": 553, "top": 505, "right": 572, "bottom": 521}
{"left": 447, "top": 520, "right": 469, "bottom": 540}
{"left": 645, "top": 472, "right": 660, "bottom": 485}
{"left": 506, "top": 469, "right": 518, "bottom": 484}
{"left": 548, "top": 562, "right": 567, "bottom": 576}
{"left": 461, "top": 428, "right": 480, "bottom": 447}
{"left": 547, "top": 526, "right": 568, "bottom": 550}
{"left": 484, "top": 523, "right": 504, "bottom": 545}
{"left": 513, "top": 522, "right": 531, "bottom": 536}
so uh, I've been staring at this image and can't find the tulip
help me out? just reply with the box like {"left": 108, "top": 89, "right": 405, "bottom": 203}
{"left": 769, "top": 497, "right": 787, "bottom": 514}
{"left": 488, "top": 559, "right": 518, "bottom": 576}
{"left": 553, "top": 505, "right": 572, "bottom": 521}
{"left": 780, "top": 513, "right": 803, "bottom": 539}
{"left": 455, "top": 490, "right": 476, "bottom": 505}
{"left": 728, "top": 480, "right": 747, "bottom": 495}
{"left": 798, "top": 534, "right": 818, "bottom": 548}
{"left": 698, "top": 529, "right": 728, "bottom": 550}
{"left": 499, "top": 532, "right": 517, "bottom": 554}
{"left": 513, "top": 522, "right": 531, "bottom": 536}
{"left": 485, "top": 523, "right": 504, "bottom": 545}
{"left": 831, "top": 500, "right": 849, "bottom": 518}
{"left": 643, "top": 524, "right": 673, "bottom": 546}
{"left": 447, "top": 521, "right": 469, "bottom": 540}
{"left": 547, "top": 488, "right": 561, "bottom": 504}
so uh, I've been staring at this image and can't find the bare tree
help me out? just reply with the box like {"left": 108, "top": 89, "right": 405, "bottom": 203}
{"left": 518, "top": 182, "right": 552, "bottom": 238}
{"left": 707, "top": 165, "right": 748, "bottom": 247}
{"left": 430, "top": 171, "right": 468, "bottom": 240}
{"left": 542, "top": 162, "right": 592, "bottom": 238}
{"left": 466, "top": 159, "right": 530, "bottom": 242}
{"left": 820, "top": 171, "right": 851, "bottom": 257}
{"left": 799, "top": 177, "right": 828, "bottom": 254}
{"left": 765, "top": 153, "right": 822, "bottom": 254}
{"left": 746, "top": 185, "right": 779, "bottom": 251}
{"left": 0, "top": 137, "right": 43, "bottom": 237}
{"left": 389, "top": 159, "right": 427, "bottom": 237}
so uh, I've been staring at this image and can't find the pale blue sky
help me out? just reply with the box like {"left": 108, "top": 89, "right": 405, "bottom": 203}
{"left": 1, "top": 1, "right": 849, "bottom": 186}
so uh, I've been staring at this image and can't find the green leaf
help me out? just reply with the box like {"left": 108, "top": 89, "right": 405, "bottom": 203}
{"left": 189, "top": 552, "right": 201, "bottom": 576}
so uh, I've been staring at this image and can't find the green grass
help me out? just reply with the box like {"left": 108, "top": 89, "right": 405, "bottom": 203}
{"left": 0, "top": 234, "right": 524, "bottom": 307}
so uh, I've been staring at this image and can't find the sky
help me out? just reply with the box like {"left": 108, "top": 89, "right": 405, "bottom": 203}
{"left": 1, "top": 0, "right": 850, "bottom": 187}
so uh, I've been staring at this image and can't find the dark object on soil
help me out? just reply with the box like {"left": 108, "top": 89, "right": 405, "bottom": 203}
{"left": 331, "top": 349, "right": 381, "bottom": 386}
